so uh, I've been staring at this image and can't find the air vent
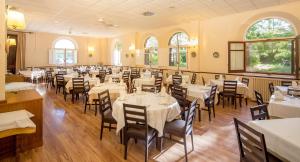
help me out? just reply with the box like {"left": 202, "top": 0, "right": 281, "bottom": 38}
{"left": 142, "top": 11, "right": 155, "bottom": 16}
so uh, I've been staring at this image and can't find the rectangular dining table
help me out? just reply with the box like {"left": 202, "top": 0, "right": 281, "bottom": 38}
{"left": 248, "top": 118, "right": 300, "bottom": 162}
{"left": 268, "top": 95, "right": 300, "bottom": 118}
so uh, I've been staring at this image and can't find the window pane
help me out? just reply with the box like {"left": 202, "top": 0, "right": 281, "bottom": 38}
{"left": 55, "top": 39, "right": 76, "bottom": 49}
{"left": 230, "top": 51, "right": 244, "bottom": 70}
{"left": 246, "top": 18, "right": 295, "bottom": 40}
{"left": 169, "top": 48, "right": 177, "bottom": 66}
{"left": 66, "top": 49, "right": 76, "bottom": 64}
{"left": 246, "top": 40, "right": 293, "bottom": 73}
{"left": 54, "top": 49, "right": 65, "bottom": 65}
{"left": 144, "top": 52, "right": 149, "bottom": 65}
{"left": 151, "top": 49, "right": 158, "bottom": 65}
{"left": 179, "top": 47, "right": 187, "bottom": 67}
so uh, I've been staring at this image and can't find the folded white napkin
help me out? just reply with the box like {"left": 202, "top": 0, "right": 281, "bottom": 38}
{"left": 292, "top": 81, "right": 298, "bottom": 87}
{"left": 274, "top": 91, "right": 284, "bottom": 100}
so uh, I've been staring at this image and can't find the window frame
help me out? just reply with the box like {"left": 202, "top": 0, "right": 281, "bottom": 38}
{"left": 229, "top": 17, "right": 298, "bottom": 75}
{"left": 113, "top": 41, "right": 122, "bottom": 66}
{"left": 144, "top": 36, "right": 158, "bottom": 66}
{"left": 168, "top": 32, "right": 189, "bottom": 68}
{"left": 50, "top": 38, "right": 78, "bottom": 66}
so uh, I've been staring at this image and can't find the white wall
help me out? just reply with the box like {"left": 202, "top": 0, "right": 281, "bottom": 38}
{"left": 0, "top": 0, "right": 6, "bottom": 101}
{"left": 25, "top": 32, "right": 107, "bottom": 67}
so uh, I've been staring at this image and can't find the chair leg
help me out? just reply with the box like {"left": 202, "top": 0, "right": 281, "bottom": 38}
{"left": 239, "top": 97, "right": 242, "bottom": 107}
{"left": 84, "top": 103, "right": 87, "bottom": 113}
{"left": 198, "top": 108, "right": 201, "bottom": 122}
{"left": 124, "top": 137, "right": 128, "bottom": 160}
{"left": 183, "top": 136, "right": 188, "bottom": 162}
{"left": 145, "top": 144, "right": 148, "bottom": 162}
{"left": 95, "top": 104, "right": 98, "bottom": 116}
{"left": 119, "top": 129, "right": 123, "bottom": 144}
{"left": 208, "top": 106, "right": 211, "bottom": 121}
{"left": 234, "top": 97, "right": 237, "bottom": 109}
{"left": 72, "top": 93, "right": 74, "bottom": 103}
{"left": 191, "top": 133, "right": 194, "bottom": 151}
{"left": 245, "top": 98, "right": 248, "bottom": 106}
{"left": 222, "top": 96, "right": 225, "bottom": 108}
{"left": 212, "top": 105, "right": 215, "bottom": 118}
{"left": 100, "top": 120, "right": 104, "bottom": 140}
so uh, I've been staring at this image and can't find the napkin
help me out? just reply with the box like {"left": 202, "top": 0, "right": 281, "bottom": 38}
{"left": 274, "top": 91, "right": 284, "bottom": 100}
{"left": 292, "top": 81, "right": 298, "bottom": 87}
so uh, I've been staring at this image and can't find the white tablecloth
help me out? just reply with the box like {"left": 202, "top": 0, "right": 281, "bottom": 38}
{"left": 105, "top": 73, "right": 122, "bottom": 81}
{"left": 19, "top": 70, "right": 45, "bottom": 79}
{"left": 268, "top": 95, "right": 300, "bottom": 118}
{"left": 210, "top": 79, "right": 249, "bottom": 98}
{"left": 133, "top": 77, "right": 155, "bottom": 87}
{"left": 65, "top": 77, "right": 100, "bottom": 93}
{"left": 88, "top": 83, "right": 127, "bottom": 101}
{"left": 275, "top": 86, "right": 288, "bottom": 95}
{"left": 5, "top": 82, "right": 35, "bottom": 92}
{"left": 0, "top": 110, "right": 36, "bottom": 132}
{"left": 248, "top": 118, "right": 300, "bottom": 162}
{"left": 112, "top": 93, "right": 181, "bottom": 136}
{"left": 166, "top": 75, "right": 190, "bottom": 84}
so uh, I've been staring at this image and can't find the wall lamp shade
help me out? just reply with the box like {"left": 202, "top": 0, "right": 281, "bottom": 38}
{"left": 88, "top": 47, "right": 95, "bottom": 57}
{"left": 7, "top": 9, "right": 26, "bottom": 30}
{"left": 7, "top": 38, "right": 16, "bottom": 46}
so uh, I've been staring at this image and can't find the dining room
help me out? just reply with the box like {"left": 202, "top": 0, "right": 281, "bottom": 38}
{"left": 1, "top": 0, "right": 300, "bottom": 162}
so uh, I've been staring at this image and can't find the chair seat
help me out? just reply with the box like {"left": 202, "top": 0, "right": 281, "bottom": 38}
{"left": 126, "top": 127, "right": 156, "bottom": 140}
{"left": 220, "top": 92, "right": 236, "bottom": 96}
{"left": 103, "top": 110, "right": 117, "bottom": 124}
{"left": 164, "top": 119, "right": 185, "bottom": 136}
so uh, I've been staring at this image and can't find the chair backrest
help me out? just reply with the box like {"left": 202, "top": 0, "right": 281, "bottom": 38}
{"left": 223, "top": 80, "right": 237, "bottom": 94}
{"left": 202, "top": 77, "right": 206, "bottom": 85}
{"left": 207, "top": 85, "right": 218, "bottom": 106}
{"left": 234, "top": 118, "right": 269, "bottom": 162}
{"left": 154, "top": 77, "right": 163, "bottom": 92}
{"left": 184, "top": 99, "right": 197, "bottom": 135}
{"left": 123, "top": 104, "right": 148, "bottom": 136}
{"left": 250, "top": 104, "right": 270, "bottom": 120}
{"left": 112, "top": 77, "right": 120, "bottom": 83}
{"left": 141, "top": 85, "right": 155, "bottom": 93}
{"left": 254, "top": 91, "right": 264, "bottom": 105}
{"left": 99, "top": 70, "right": 106, "bottom": 83}
{"left": 241, "top": 78, "right": 249, "bottom": 86}
{"left": 46, "top": 71, "right": 52, "bottom": 78}
{"left": 56, "top": 74, "right": 64, "bottom": 85}
{"left": 172, "top": 75, "right": 182, "bottom": 86}
{"left": 98, "top": 90, "right": 112, "bottom": 118}
{"left": 191, "top": 73, "right": 197, "bottom": 84}
{"left": 171, "top": 85, "right": 188, "bottom": 107}
{"left": 84, "top": 81, "right": 90, "bottom": 93}
{"left": 107, "top": 68, "right": 112, "bottom": 74}
{"left": 72, "top": 78, "right": 84, "bottom": 93}
{"left": 269, "top": 82, "right": 274, "bottom": 95}
{"left": 281, "top": 80, "right": 292, "bottom": 87}
{"left": 287, "top": 87, "right": 300, "bottom": 96}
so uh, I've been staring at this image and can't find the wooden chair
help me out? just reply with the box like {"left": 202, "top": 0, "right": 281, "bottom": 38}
{"left": 122, "top": 73, "right": 130, "bottom": 92}
{"left": 250, "top": 104, "right": 270, "bottom": 120}
{"left": 287, "top": 88, "right": 300, "bottom": 96}
{"left": 154, "top": 77, "right": 163, "bottom": 92}
{"left": 55, "top": 74, "right": 65, "bottom": 94}
{"left": 269, "top": 82, "right": 275, "bottom": 95}
{"left": 172, "top": 75, "right": 182, "bottom": 86}
{"left": 112, "top": 77, "right": 120, "bottom": 83}
{"left": 58, "top": 71, "right": 67, "bottom": 75}
{"left": 254, "top": 91, "right": 264, "bottom": 105}
{"left": 98, "top": 70, "right": 106, "bottom": 83}
{"left": 281, "top": 81, "right": 292, "bottom": 87}
{"left": 45, "top": 71, "right": 54, "bottom": 88}
{"left": 171, "top": 85, "right": 190, "bottom": 120}
{"left": 215, "top": 74, "right": 225, "bottom": 80}
{"left": 84, "top": 81, "right": 97, "bottom": 114}
{"left": 164, "top": 99, "right": 198, "bottom": 162}
{"left": 219, "top": 80, "right": 238, "bottom": 109}
{"left": 234, "top": 118, "right": 281, "bottom": 162}
{"left": 237, "top": 78, "right": 250, "bottom": 106}
{"left": 123, "top": 104, "right": 157, "bottom": 162}
{"left": 191, "top": 73, "right": 197, "bottom": 84}
{"left": 198, "top": 85, "right": 217, "bottom": 121}
{"left": 98, "top": 90, "right": 120, "bottom": 141}
{"left": 72, "top": 78, "right": 84, "bottom": 103}
{"left": 141, "top": 85, "right": 155, "bottom": 93}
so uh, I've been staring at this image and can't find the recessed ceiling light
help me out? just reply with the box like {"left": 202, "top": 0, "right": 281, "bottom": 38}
{"left": 97, "top": 18, "right": 104, "bottom": 22}
{"left": 142, "top": 11, "right": 155, "bottom": 16}
{"left": 169, "top": 6, "right": 175, "bottom": 9}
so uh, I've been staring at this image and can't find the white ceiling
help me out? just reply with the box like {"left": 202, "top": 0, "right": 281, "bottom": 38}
{"left": 6, "top": 0, "right": 300, "bottom": 37}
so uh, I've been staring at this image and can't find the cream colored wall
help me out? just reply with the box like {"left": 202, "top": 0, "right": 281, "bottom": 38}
{"left": 0, "top": 0, "right": 5, "bottom": 101}
{"left": 25, "top": 32, "right": 107, "bottom": 67}
{"left": 107, "top": 1, "right": 300, "bottom": 73}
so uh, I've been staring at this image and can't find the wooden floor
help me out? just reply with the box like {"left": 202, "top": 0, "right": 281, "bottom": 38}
{"left": 2, "top": 84, "right": 254, "bottom": 162}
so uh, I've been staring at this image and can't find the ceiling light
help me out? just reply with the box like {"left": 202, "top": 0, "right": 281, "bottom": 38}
{"left": 142, "top": 11, "right": 155, "bottom": 16}
{"left": 169, "top": 6, "right": 175, "bottom": 9}
{"left": 6, "top": 7, "right": 26, "bottom": 30}
{"left": 97, "top": 18, "right": 104, "bottom": 22}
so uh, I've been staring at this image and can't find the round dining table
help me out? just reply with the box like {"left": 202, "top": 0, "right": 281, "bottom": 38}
{"left": 88, "top": 82, "right": 127, "bottom": 102}
{"left": 112, "top": 92, "right": 181, "bottom": 137}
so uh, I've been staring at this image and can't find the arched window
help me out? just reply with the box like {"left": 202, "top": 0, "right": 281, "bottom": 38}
{"left": 228, "top": 18, "right": 296, "bottom": 74}
{"left": 144, "top": 36, "right": 158, "bottom": 66}
{"left": 50, "top": 38, "right": 78, "bottom": 65}
{"left": 169, "top": 32, "right": 189, "bottom": 67}
{"left": 245, "top": 18, "right": 296, "bottom": 73}
{"left": 113, "top": 42, "right": 122, "bottom": 66}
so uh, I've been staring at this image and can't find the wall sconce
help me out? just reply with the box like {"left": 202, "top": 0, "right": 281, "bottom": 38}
{"left": 88, "top": 46, "right": 95, "bottom": 57}
{"left": 128, "top": 43, "right": 135, "bottom": 58}
{"left": 5, "top": 37, "right": 17, "bottom": 54}
{"left": 6, "top": 6, "right": 26, "bottom": 30}
{"left": 189, "top": 38, "right": 198, "bottom": 58}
